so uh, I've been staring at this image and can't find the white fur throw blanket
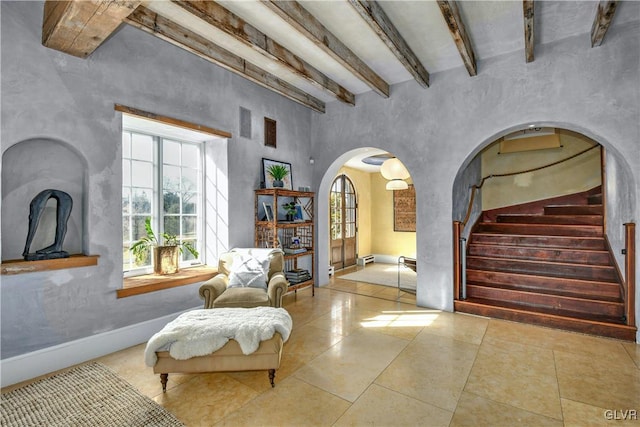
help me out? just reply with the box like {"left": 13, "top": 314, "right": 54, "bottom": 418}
{"left": 144, "top": 307, "right": 293, "bottom": 367}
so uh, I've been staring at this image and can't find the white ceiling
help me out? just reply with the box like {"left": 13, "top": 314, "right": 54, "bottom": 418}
{"left": 136, "top": 0, "right": 639, "bottom": 171}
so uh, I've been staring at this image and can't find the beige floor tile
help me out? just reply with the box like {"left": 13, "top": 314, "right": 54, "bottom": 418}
{"left": 294, "top": 328, "right": 409, "bottom": 402}
{"left": 334, "top": 383, "right": 453, "bottom": 427}
{"left": 226, "top": 352, "right": 307, "bottom": 392}
{"left": 358, "top": 308, "right": 435, "bottom": 341}
{"left": 622, "top": 342, "right": 640, "bottom": 369}
{"left": 555, "top": 349, "right": 640, "bottom": 410}
{"left": 450, "top": 391, "right": 563, "bottom": 427}
{"left": 561, "top": 398, "right": 640, "bottom": 427}
{"left": 215, "top": 376, "right": 350, "bottom": 426}
{"left": 154, "top": 372, "right": 259, "bottom": 426}
{"left": 306, "top": 305, "right": 379, "bottom": 337}
{"left": 284, "top": 323, "right": 344, "bottom": 358}
{"left": 465, "top": 337, "right": 562, "bottom": 420}
{"left": 485, "top": 320, "right": 635, "bottom": 369}
{"left": 420, "top": 311, "right": 489, "bottom": 345}
{"left": 376, "top": 333, "right": 479, "bottom": 411}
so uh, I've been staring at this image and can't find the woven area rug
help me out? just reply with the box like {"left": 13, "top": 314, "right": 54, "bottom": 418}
{"left": 340, "top": 263, "right": 416, "bottom": 289}
{"left": 1, "top": 362, "right": 183, "bottom": 427}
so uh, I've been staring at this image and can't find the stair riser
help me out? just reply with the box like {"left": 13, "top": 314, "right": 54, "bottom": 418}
{"left": 468, "top": 245, "right": 611, "bottom": 265}
{"left": 496, "top": 215, "right": 603, "bottom": 225}
{"left": 471, "top": 234, "right": 606, "bottom": 250}
{"left": 466, "top": 270, "right": 621, "bottom": 299}
{"left": 476, "top": 223, "right": 602, "bottom": 237}
{"left": 466, "top": 285, "right": 624, "bottom": 317}
{"left": 544, "top": 205, "right": 603, "bottom": 215}
{"left": 467, "top": 257, "right": 618, "bottom": 282}
{"left": 454, "top": 301, "right": 636, "bottom": 341}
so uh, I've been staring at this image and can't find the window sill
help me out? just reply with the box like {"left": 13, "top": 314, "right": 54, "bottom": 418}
{"left": 118, "top": 265, "right": 218, "bottom": 298}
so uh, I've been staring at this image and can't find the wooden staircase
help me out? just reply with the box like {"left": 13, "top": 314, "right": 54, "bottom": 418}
{"left": 455, "top": 192, "right": 637, "bottom": 341}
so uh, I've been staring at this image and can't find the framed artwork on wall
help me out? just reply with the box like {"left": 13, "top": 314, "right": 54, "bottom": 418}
{"left": 393, "top": 184, "right": 416, "bottom": 232}
{"left": 262, "top": 158, "right": 293, "bottom": 190}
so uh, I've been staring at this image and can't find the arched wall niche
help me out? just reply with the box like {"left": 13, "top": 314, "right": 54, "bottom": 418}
{"left": 1, "top": 138, "right": 88, "bottom": 260}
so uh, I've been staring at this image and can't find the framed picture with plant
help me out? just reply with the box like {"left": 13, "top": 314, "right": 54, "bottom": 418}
{"left": 262, "top": 158, "right": 292, "bottom": 190}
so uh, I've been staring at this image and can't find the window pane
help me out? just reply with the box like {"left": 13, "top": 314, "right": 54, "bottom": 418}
{"left": 123, "top": 159, "right": 131, "bottom": 187}
{"left": 163, "top": 165, "right": 181, "bottom": 192}
{"left": 132, "top": 216, "right": 150, "bottom": 240}
{"left": 122, "top": 188, "right": 130, "bottom": 215}
{"left": 182, "top": 239, "right": 198, "bottom": 261}
{"left": 122, "top": 217, "right": 131, "bottom": 242}
{"left": 132, "top": 188, "right": 152, "bottom": 214}
{"left": 182, "top": 144, "right": 199, "bottom": 168}
{"left": 183, "top": 191, "right": 198, "bottom": 214}
{"left": 182, "top": 168, "right": 198, "bottom": 193}
{"left": 131, "top": 160, "right": 153, "bottom": 187}
{"left": 164, "top": 216, "right": 179, "bottom": 237}
{"left": 163, "top": 140, "right": 181, "bottom": 165}
{"left": 163, "top": 190, "right": 180, "bottom": 214}
{"left": 182, "top": 216, "right": 197, "bottom": 239}
{"left": 131, "top": 133, "right": 153, "bottom": 160}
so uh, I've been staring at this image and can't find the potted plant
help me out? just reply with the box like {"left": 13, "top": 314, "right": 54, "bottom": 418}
{"left": 282, "top": 201, "right": 297, "bottom": 221}
{"left": 130, "top": 217, "right": 199, "bottom": 274}
{"left": 266, "top": 164, "right": 289, "bottom": 188}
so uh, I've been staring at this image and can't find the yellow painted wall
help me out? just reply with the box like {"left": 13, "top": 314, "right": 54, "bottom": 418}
{"left": 332, "top": 167, "right": 416, "bottom": 259}
{"left": 481, "top": 130, "right": 601, "bottom": 210}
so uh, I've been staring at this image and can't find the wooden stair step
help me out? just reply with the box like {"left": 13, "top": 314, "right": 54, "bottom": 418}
{"left": 467, "top": 244, "right": 611, "bottom": 265}
{"left": 466, "top": 269, "right": 622, "bottom": 299}
{"left": 454, "top": 299, "right": 636, "bottom": 341}
{"left": 496, "top": 214, "right": 603, "bottom": 225}
{"left": 471, "top": 233, "right": 606, "bottom": 250}
{"left": 467, "top": 256, "right": 618, "bottom": 282}
{"left": 587, "top": 193, "right": 603, "bottom": 204}
{"left": 544, "top": 204, "right": 603, "bottom": 215}
{"left": 465, "top": 284, "right": 624, "bottom": 317}
{"left": 476, "top": 222, "right": 603, "bottom": 237}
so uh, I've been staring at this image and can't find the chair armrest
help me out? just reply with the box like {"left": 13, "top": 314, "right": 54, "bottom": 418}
{"left": 267, "top": 272, "right": 288, "bottom": 308}
{"left": 199, "top": 274, "right": 228, "bottom": 309}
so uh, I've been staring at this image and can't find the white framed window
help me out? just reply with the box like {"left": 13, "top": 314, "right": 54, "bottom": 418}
{"left": 122, "top": 116, "right": 206, "bottom": 276}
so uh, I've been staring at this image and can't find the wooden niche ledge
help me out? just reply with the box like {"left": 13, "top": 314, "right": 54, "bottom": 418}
{"left": 1, "top": 254, "right": 99, "bottom": 275}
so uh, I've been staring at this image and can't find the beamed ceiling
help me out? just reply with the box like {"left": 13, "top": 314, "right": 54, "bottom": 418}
{"left": 42, "top": 1, "right": 639, "bottom": 113}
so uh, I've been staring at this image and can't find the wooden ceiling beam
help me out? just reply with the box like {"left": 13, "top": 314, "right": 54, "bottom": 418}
{"left": 125, "top": 6, "right": 325, "bottom": 113}
{"left": 348, "top": 0, "right": 429, "bottom": 88}
{"left": 42, "top": 0, "right": 141, "bottom": 58}
{"left": 591, "top": 0, "right": 619, "bottom": 47}
{"left": 175, "top": 1, "right": 354, "bottom": 105}
{"left": 437, "top": 0, "right": 477, "bottom": 76}
{"left": 262, "top": 0, "right": 390, "bottom": 98}
{"left": 523, "top": 0, "right": 535, "bottom": 63}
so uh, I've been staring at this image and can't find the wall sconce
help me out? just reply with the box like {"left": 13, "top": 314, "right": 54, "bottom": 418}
{"left": 380, "top": 158, "right": 409, "bottom": 190}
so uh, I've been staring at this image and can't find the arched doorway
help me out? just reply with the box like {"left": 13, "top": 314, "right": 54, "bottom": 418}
{"left": 330, "top": 174, "right": 357, "bottom": 270}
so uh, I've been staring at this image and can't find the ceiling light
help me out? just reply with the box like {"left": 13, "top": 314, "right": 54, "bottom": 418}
{"left": 380, "top": 158, "right": 410, "bottom": 180}
{"left": 386, "top": 179, "right": 409, "bottom": 191}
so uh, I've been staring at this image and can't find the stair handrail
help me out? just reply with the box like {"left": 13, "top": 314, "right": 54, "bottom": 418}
{"left": 460, "top": 144, "right": 599, "bottom": 228}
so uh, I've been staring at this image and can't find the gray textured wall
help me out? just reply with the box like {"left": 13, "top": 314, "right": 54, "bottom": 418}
{"left": 1, "top": 1, "right": 311, "bottom": 359}
{"left": 312, "top": 20, "right": 639, "bottom": 329}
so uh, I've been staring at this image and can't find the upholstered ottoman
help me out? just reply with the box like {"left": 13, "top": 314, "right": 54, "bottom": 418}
{"left": 145, "top": 307, "right": 292, "bottom": 391}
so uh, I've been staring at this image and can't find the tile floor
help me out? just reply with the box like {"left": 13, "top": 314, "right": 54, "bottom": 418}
{"left": 6, "top": 269, "right": 640, "bottom": 426}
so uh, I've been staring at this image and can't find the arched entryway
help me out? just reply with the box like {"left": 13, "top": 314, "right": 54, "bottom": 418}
{"left": 451, "top": 125, "right": 637, "bottom": 340}
{"left": 330, "top": 174, "right": 357, "bottom": 270}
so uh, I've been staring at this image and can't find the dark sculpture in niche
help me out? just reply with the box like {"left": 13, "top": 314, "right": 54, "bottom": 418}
{"left": 22, "top": 189, "right": 73, "bottom": 261}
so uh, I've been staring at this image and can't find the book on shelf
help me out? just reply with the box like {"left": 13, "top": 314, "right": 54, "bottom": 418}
{"left": 286, "top": 268, "right": 311, "bottom": 283}
{"left": 283, "top": 247, "right": 307, "bottom": 254}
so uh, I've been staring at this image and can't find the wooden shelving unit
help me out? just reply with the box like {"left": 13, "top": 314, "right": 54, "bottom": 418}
{"left": 255, "top": 189, "right": 314, "bottom": 295}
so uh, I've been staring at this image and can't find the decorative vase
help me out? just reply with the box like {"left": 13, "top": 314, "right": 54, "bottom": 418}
{"left": 154, "top": 246, "right": 179, "bottom": 274}
{"left": 273, "top": 180, "right": 284, "bottom": 188}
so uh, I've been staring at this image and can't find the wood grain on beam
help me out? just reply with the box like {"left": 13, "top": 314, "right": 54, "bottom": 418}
{"left": 175, "top": 1, "right": 354, "bottom": 105}
{"left": 262, "top": 0, "right": 389, "bottom": 98}
{"left": 348, "top": 0, "right": 429, "bottom": 88}
{"left": 125, "top": 7, "right": 325, "bottom": 113}
{"left": 42, "top": 0, "right": 141, "bottom": 58}
{"left": 437, "top": 0, "right": 477, "bottom": 76}
{"left": 591, "top": 0, "right": 618, "bottom": 47}
{"left": 523, "top": 0, "right": 535, "bottom": 63}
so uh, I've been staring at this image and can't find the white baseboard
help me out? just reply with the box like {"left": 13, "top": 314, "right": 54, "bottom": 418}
{"left": 0, "top": 307, "right": 199, "bottom": 387}
{"left": 373, "top": 254, "right": 401, "bottom": 264}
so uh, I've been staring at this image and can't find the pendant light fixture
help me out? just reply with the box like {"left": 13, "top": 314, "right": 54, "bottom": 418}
{"left": 380, "top": 157, "right": 409, "bottom": 190}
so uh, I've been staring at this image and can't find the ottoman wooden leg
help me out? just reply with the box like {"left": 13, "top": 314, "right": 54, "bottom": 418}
{"left": 160, "top": 373, "right": 168, "bottom": 392}
{"left": 268, "top": 369, "right": 276, "bottom": 387}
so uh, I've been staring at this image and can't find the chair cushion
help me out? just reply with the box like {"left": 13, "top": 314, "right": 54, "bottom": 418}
{"left": 227, "top": 254, "right": 270, "bottom": 289}
{"left": 213, "top": 287, "right": 270, "bottom": 308}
